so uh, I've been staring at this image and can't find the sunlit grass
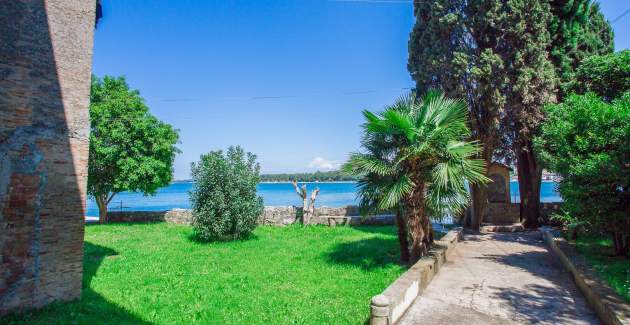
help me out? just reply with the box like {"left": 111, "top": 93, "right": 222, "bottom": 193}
{"left": 3, "top": 223, "right": 405, "bottom": 324}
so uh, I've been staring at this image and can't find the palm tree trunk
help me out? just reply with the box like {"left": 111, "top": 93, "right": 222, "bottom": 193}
{"left": 516, "top": 140, "right": 542, "bottom": 229}
{"left": 395, "top": 210, "right": 410, "bottom": 264}
{"left": 406, "top": 183, "right": 432, "bottom": 264}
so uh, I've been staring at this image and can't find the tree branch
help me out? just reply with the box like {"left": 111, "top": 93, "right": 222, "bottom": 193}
{"left": 106, "top": 192, "right": 117, "bottom": 204}
{"left": 308, "top": 187, "right": 320, "bottom": 213}
{"left": 291, "top": 180, "right": 305, "bottom": 199}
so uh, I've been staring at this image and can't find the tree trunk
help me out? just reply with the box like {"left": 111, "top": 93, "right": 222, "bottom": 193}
{"left": 395, "top": 210, "right": 410, "bottom": 264}
{"left": 516, "top": 140, "right": 542, "bottom": 229}
{"left": 96, "top": 195, "right": 108, "bottom": 224}
{"left": 406, "top": 184, "right": 432, "bottom": 264}
{"left": 470, "top": 184, "right": 488, "bottom": 231}
{"left": 612, "top": 231, "right": 630, "bottom": 257}
{"left": 470, "top": 137, "right": 493, "bottom": 231}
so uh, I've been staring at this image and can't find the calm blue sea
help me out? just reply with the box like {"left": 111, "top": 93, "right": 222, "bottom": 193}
{"left": 86, "top": 181, "right": 561, "bottom": 217}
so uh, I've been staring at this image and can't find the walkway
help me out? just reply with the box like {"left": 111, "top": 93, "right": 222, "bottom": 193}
{"left": 399, "top": 231, "right": 599, "bottom": 324}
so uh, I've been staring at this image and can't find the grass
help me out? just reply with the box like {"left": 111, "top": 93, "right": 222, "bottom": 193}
{"left": 575, "top": 234, "right": 630, "bottom": 303}
{"left": 3, "top": 223, "right": 406, "bottom": 324}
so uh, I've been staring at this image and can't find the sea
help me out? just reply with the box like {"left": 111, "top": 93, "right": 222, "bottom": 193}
{"left": 86, "top": 181, "right": 562, "bottom": 217}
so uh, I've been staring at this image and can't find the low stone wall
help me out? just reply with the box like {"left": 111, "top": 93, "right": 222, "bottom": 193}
{"left": 370, "top": 228, "right": 464, "bottom": 325}
{"left": 483, "top": 203, "right": 521, "bottom": 224}
{"left": 541, "top": 228, "right": 630, "bottom": 325}
{"left": 105, "top": 206, "right": 395, "bottom": 226}
{"left": 464, "top": 202, "right": 564, "bottom": 225}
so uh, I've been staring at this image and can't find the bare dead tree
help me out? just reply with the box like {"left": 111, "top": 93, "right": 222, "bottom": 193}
{"left": 291, "top": 180, "right": 320, "bottom": 225}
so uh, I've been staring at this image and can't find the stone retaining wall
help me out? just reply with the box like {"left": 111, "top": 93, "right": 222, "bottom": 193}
{"left": 105, "top": 206, "right": 395, "bottom": 226}
{"left": 105, "top": 202, "right": 564, "bottom": 227}
{"left": 541, "top": 228, "right": 630, "bottom": 325}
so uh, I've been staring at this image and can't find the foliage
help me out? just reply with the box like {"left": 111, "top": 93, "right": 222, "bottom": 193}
{"left": 549, "top": 0, "right": 614, "bottom": 99}
{"left": 260, "top": 170, "right": 358, "bottom": 182}
{"left": 536, "top": 93, "right": 630, "bottom": 256}
{"left": 88, "top": 76, "right": 179, "bottom": 222}
{"left": 551, "top": 211, "right": 589, "bottom": 240}
{"left": 344, "top": 91, "right": 489, "bottom": 261}
{"left": 570, "top": 50, "right": 630, "bottom": 101}
{"left": 575, "top": 234, "right": 630, "bottom": 303}
{"left": 190, "top": 146, "right": 264, "bottom": 241}
{"left": 2, "top": 223, "right": 406, "bottom": 324}
{"left": 407, "top": 0, "right": 508, "bottom": 159}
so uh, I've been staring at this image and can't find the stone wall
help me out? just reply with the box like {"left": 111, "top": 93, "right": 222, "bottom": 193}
{"left": 106, "top": 202, "right": 564, "bottom": 228}
{"left": 483, "top": 203, "right": 521, "bottom": 224}
{"left": 0, "top": 1, "right": 95, "bottom": 315}
{"left": 106, "top": 206, "right": 395, "bottom": 226}
{"left": 464, "top": 202, "right": 564, "bottom": 225}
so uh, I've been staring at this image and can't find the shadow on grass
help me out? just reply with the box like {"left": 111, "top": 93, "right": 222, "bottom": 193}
{"left": 349, "top": 225, "right": 398, "bottom": 236}
{"left": 327, "top": 236, "right": 402, "bottom": 270}
{"left": 1, "top": 242, "right": 150, "bottom": 324}
{"left": 186, "top": 231, "right": 259, "bottom": 244}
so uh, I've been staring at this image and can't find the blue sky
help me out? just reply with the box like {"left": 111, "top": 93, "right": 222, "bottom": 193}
{"left": 93, "top": 0, "right": 630, "bottom": 180}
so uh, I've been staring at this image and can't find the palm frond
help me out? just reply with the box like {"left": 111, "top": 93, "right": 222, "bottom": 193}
{"left": 378, "top": 175, "right": 413, "bottom": 211}
{"left": 345, "top": 153, "right": 397, "bottom": 177}
{"left": 381, "top": 109, "right": 416, "bottom": 142}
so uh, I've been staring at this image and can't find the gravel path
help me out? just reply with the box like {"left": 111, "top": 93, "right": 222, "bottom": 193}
{"left": 398, "top": 231, "right": 599, "bottom": 325}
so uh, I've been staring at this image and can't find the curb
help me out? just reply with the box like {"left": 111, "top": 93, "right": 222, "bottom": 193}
{"left": 369, "top": 227, "right": 464, "bottom": 325}
{"left": 480, "top": 223, "right": 524, "bottom": 233}
{"left": 540, "top": 227, "right": 630, "bottom": 325}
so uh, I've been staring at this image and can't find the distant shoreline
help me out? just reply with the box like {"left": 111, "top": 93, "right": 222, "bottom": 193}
{"left": 259, "top": 181, "right": 357, "bottom": 184}
{"left": 173, "top": 180, "right": 559, "bottom": 184}
{"left": 173, "top": 180, "right": 359, "bottom": 184}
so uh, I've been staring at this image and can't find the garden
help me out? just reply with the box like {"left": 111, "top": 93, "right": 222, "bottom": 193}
{"left": 4, "top": 223, "right": 406, "bottom": 324}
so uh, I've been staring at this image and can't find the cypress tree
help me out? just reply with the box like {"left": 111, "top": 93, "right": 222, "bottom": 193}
{"left": 549, "top": 0, "right": 614, "bottom": 99}
{"left": 497, "top": 0, "right": 557, "bottom": 228}
{"left": 408, "top": 0, "right": 506, "bottom": 230}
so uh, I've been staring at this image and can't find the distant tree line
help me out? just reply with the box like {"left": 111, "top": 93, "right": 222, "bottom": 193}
{"left": 259, "top": 170, "right": 359, "bottom": 182}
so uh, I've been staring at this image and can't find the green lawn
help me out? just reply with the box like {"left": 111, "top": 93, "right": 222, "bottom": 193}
{"left": 575, "top": 235, "right": 630, "bottom": 303}
{"left": 4, "top": 223, "right": 405, "bottom": 324}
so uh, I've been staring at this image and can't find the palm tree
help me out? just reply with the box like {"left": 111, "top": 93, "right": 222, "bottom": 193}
{"left": 344, "top": 91, "right": 489, "bottom": 263}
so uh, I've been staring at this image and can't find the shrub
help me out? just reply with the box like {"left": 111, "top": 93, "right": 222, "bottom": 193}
{"left": 570, "top": 50, "right": 630, "bottom": 101}
{"left": 535, "top": 92, "right": 630, "bottom": 256}
{"left": 190, "top": 146, "right": 264, "bottom": 241}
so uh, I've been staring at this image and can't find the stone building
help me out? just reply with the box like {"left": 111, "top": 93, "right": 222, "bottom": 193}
{"left": 0, "top": 0, "right": 96, "bottom": 315}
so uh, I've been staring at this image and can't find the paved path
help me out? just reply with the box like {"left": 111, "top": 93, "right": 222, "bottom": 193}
{"left": 399, "top": 231, "right": 599, "bottom": 325}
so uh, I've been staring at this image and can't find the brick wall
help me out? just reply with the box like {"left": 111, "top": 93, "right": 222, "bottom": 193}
{"left": 0, "top": 0, "right": 95, "bottom": 315}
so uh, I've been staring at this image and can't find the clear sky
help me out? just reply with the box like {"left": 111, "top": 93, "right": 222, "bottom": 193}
{"left": 93, "top": 0, "right": 630, "bottom": 180}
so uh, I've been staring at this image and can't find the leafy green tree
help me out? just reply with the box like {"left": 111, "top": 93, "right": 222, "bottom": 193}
{"left": 190, "top": 146, "right": 264, "bottom": 241}
{"left": 408, "top": 0, "right": 506, "bottom": 230}
{"left": 345, "top": 92, "right": 489, "bottom": 263}
{"left": 88, "top": 76, "right": 179, "bottom": 223}
{"left": 570, "top": 50, "right": 630, "bottom": 101}
{"left": 536, "top": 93, "right": 630, "bottom": 256}
{"left": 549, "top": 0, "right": 614, "bottom": 99}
